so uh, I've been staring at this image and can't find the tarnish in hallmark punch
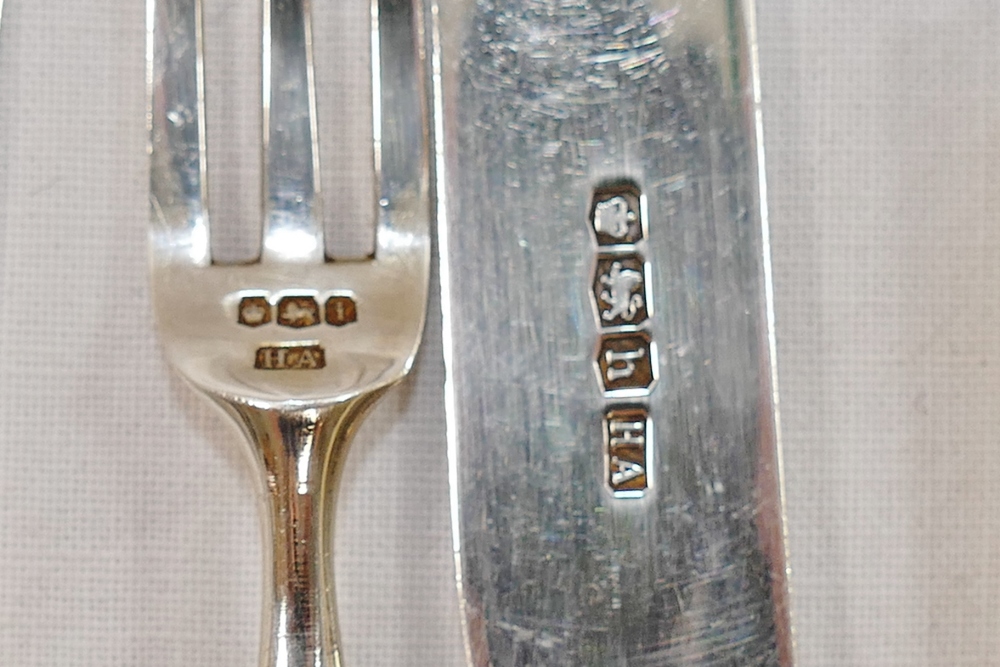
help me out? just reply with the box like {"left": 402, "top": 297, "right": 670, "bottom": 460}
{"left": 589, "top": 183, "right": 656, "bottom": 496}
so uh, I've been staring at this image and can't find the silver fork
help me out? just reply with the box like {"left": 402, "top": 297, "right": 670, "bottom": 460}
{"left": 147, "top": 1, "right": 429, "bottom": 665}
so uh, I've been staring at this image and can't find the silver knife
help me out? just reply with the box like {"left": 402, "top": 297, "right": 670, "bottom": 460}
{"left": 434, "top": 1, "right": 794, "bottom": 664}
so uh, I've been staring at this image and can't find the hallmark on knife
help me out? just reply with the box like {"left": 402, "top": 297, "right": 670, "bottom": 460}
{"left": 598, "top": 332, "right": 656, "bottom": 393}
{"left": 590, "top": 183, "right": 656, "bottom": 497}
{"left": 593, "top": 255, "right": 648, "bottom": 325}
{"left": 604, "top": 406, "right": 650, "bottom": 496}
{"left": 590, "top": 183, "right": 645, "bottom": 247}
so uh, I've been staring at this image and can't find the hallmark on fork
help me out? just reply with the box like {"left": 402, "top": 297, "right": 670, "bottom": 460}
{"left": 255, "top": 344, "right": 326, "bottom": 370}
{"left": 277, "top": 296, "right": 321, "bottom": 328}
{"left": 238, "top": 296, "right": 272, "bottom": 327}
{"left": 238, "top": 294, "right": 358, "bottom": 329}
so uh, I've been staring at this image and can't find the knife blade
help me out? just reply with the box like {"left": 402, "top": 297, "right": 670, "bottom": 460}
{"left": 434, "top": 1, "right": 793, "bottom": 664}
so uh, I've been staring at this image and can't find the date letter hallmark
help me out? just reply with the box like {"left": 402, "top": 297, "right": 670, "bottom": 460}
{"left": 255, "top": 344, "right": 326, "bottom": 370}
{"left": 325, "top": 296, "right": 358, "bottom": 326}
{"left": 597, "top": 333, "right": 656, "bottom": 395}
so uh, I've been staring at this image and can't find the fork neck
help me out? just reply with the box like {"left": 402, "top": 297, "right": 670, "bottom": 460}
{"left": 214, "top": 392, "right": 387, "bottom": 667}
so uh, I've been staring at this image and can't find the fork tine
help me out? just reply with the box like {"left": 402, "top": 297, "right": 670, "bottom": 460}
{"left": 373, "top": 0, "right": 429, "bottom": 257}
{"left": 262, "top": 0, "right": 323, "bottom": 264}
{"left": 149, "top": 0, "right": 211, "bottom": 267}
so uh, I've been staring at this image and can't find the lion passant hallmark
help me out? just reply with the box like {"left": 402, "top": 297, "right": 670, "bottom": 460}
{"left": 590, "top": 183, "right": 657, "bottom": 497}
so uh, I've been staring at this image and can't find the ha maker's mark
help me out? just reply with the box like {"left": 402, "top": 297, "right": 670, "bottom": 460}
{"left": 589, "top": 183, "right": 656, "bottom": 498}
{"left": 605, "top": 407, "right": 650, "bottom": 497}
{"left": 255, "top": 344, "right": 326, "bottom": 370}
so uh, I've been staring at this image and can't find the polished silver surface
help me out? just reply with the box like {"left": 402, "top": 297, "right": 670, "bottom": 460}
{"left": 148, "top": 0, "right": 429, "bottom": 665}
{"left": 263, "top": 0, "right": 322, "bottom": 263}
{"left": 436, "top": 1, "right": 793, "bottom": 664}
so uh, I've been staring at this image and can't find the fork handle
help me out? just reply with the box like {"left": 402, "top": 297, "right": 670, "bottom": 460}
{"left": 216, "top": 392, "right": 388, "bottom": 667}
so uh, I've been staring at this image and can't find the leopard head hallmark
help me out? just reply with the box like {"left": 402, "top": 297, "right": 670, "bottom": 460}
{"left": 590, "top": 183, "right": 645, "bottom": 248}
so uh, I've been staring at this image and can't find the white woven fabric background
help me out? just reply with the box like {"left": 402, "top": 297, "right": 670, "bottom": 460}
{"left": 1, "top": 1, "right": 998, "bottom": 665}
